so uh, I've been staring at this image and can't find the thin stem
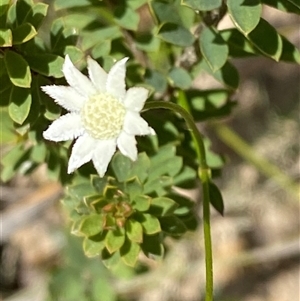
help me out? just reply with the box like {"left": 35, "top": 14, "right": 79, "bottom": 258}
{"left": 143, "top": 100, "right": 214, "bottom": 301}
{"left": 213, "top": 123, "right": 299, "bottom": 201}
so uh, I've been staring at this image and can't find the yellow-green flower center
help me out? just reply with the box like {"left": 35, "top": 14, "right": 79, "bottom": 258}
{"left": 81, "top": 93, "right": 126, "bottom": 139}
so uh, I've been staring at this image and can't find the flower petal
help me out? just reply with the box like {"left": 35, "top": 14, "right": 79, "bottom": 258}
{"left": 68, "top": 134, "right": 96, "bottom": 174}
{"left": 42, "top": 85, "right": 86, "bottom": 112}
{"left": 106, "top": 57, "right": 128, "bottom": 101}
{"left": 43, "top": 113, "right": 84, "bottom": 142}
{"left": 117, "top": 131, "right": 137, "bottom": 161}
{"left": 63, "top": 55, "right": 97, "bottom": 98}
{"left": 124, "top": 87, "right": 149, "bottom": 112}
{"left": 123, "top": 111, "right": 155, "bottom": 136}
{"left": 92, "top": 139, "right": 117, "bottom": 177}
{"left": 87, "top": 56, "right": 107, "bottom": 92}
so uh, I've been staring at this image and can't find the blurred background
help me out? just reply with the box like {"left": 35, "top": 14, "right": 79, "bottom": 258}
{"left": 1, "top": 3, "right": 299, "bottom": 301}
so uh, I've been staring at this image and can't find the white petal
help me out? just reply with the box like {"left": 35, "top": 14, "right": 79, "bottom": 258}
{"left": 117, "top": 131, "right": 137, "bottom": 161}
{"left": 63, "top": 55, "right": 97, "bottom": 98}
{"left": 92, "top": 139, "right": 117, "bottom": 177}
{"left": 87, "top": 56, "right": 107, "bottom": 92}
{"left": 43, "top": 113, "right": 84, "bottom": 142}
{"left": 68, "top": 134, "right": 96, "bottom": 174}
{"left": 124, "top": 87, "right": 149, "bottom": 112}
{"left": 106, "top": 57, "right": 129, "bottom": 101}
{"left": 123, "top": 111, "right": 154, "bottom": 136}
{"left": 41, "top": 85, "right": 86, "bottom": 112}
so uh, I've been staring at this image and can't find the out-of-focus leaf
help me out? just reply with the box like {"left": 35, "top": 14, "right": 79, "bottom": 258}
{"left": 198, "top": 59, "right": 239, "bottom": 90}
{"left": 8, "top": 86, "right": 32, "bottom": 124}
{"left": 157, "top": 22, "right": 195, "bottom": 47}
{"left": 105, "top": 228, "right": 125, "bottom": 254}
{"left": 5, "top": 50, "right": 31, "bottom": 88}
{"left": 262, "top": 0, "right": 300, "bottom": 13}
{"left": 25, "top": 53, "right": 64, "bottom": 78}
{"left": 168, "top": 67, "right": 192, "bottom": 89}
{"left": 0, "top": 108, "right": 16, "bottom": 144}
{"left": 151, "top": 0, "right": 182, "bottom": 24}
{"left": 12, "top": 22, "right": 37, "bottom": 44}
{"left": 247, "top": 18, "right": 282, "bottom": 61}
{"left": 144, "top": 69, "right": 168, "bottom": 93}
{"left": 126, "top": 219, "right": 143, "bottom": 243}
{"left": 150, "top": 197, "right": 178, "bottom": 216}
{"left": 182, "top": 0, "right": 222, "bottom": 11}
{"left": 200, "top": 27, "right": 229, "bottom": 72}
{"left": 160, "top": 215, "right": 187, "bottom": 236}
{"left": 208, "top": 182, "right": 224, "bottom": 215}
{"left": 0, "top": 29, "right": 12, "bottom": 47}
{"left": 120, "top": 239, "right": 140, "bottom": 267}
{"left": 78, "top": 214, "right": 104, "bottom": 237}
{"left": 227, "top": 0, "right": 262, "bottom": 35}
{"left": 0, "top": 0, "right": 10, "bottom": 17}
{"left": 134, "top": 213, "right": 161, "bottom": 235}
{"left": 279, "top": 35, "right": 300, "bottom": 63}
{"left": 114, "top": 6, "right": 139, "bottom": 31}
{"left": 111, "top": 152, "right": 132, "bottom": 182}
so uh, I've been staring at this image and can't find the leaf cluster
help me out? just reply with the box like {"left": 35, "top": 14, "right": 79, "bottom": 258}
{"left": 62, "top": 150, "right": 198, "bottom": 268}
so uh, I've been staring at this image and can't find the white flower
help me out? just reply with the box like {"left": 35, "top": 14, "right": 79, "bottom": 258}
{"left": 42, "top": 55, "right": 154, "bottom": 177}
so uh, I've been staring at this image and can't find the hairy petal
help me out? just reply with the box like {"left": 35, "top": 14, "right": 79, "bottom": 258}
{"left": 41, "top": 85, "right": 86, "bottom": 112}
{"left": 68, "top": 134, "right": 96, "bottom": 173}
{"left": 87, "top": 56, "right": 108, "bottom": 92}
{"left": 123, "top": 111, "right": 155, "bottom": 136}
{"left": 117, "top": 131, "right": 137, "bottom": 161}
{"left": 63, "top": 55, "right": 97, "bottom": 98}
{"left": 43, "top": 113, "right": 84, "bottom": 142}
{"left": 92, "top": 139, "right": 117, "bottom": 177}
{"left": 124, "top": 87, "right": 149, "bottom": 112}
{"left": 106, "top": 57, "right": 128, "bottom": 101}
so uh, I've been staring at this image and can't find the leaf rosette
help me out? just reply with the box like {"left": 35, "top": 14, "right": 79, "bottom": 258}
{"left": 62, "top": 150, "right": 197, "bottom": 268}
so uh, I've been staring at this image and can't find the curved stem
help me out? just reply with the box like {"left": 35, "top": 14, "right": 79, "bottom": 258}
{"left": 143, "top": 101, "right": 214, "bottom": 301}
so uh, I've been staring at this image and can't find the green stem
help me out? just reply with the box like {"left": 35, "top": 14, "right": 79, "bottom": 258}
{"left": 213, "top": 123, "right": 299, "bottom": 201}
{"left": 143, "top": 101, "right": 214, "bottom": 301}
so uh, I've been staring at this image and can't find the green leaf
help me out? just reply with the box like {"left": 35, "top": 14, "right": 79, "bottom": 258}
{"left": 125, "top": 177, "right": 143, "bottom": 200}
{"left": 287, "top": 0, "right": 300, "bottom": 9}
{"left": 120, "top": 239, "right": 140, "bottom": 267}
{"left": 91, "top": 40, "right": 111, "bottom": 59}
{"left": 220, "top": 28, "right": 257, "bottom": 58}
{"left": 83, "top": 236, "right": 105, "bottom": 257}
{"left": 141, "top": 234, "right": 164, "bottom": 259}
{"left": 23, "top": 3, "right": 48, "bottom": 30}
{"left": 262, "top": 0, "right": 300, "bottom": 13}
{"left": 160, "top": 215, "right": 187, "bottom": 236}
{"left": 114, "top": 6, "right": 139, "bottom": 31}
{"left": 168, "top": 67, "right": 192, "bottom": 89}
{"left": 227, "top": 0, "right": 262, "bottom": 35}
{"left": 200, "top": 27, "right": 229, "bottom": 72}
{"left": 148, "top": 145, "right": 182, "bottom": 181}
{"left": 105, "top": 228, "right": 126, "bottom": 254}
{"left": 208, "top": 182, "right": 224, "bottom": 215}
{"left": 247, "top": 18, "right": 282, "bottom": 61}
{"left": 5, "top": 50, "right": 31, "bottom": 88}
{"left": 135, "top": 34, "right": 161, "bottom": 52}
{"left": 30, "top": 143, "right": 47, "bottom": 163}
{"left": 0, "top": 108, "right": 16, "bottom": 144}
{"left": 8, "top": 86, "right": 32, "bottom": 124}
{"left": 78, "top": 214, "right": 104, "bottom": 237}
{"left": 150, "top": 197, "right": 178, "bottom": 216}
{"left": 25, "top": 53, "right": 64, "bottom": 78}
{"left": 128, "top": 152, "right": 151, "bottom": 183}
{"left": 182, "top": 0, "right": 222, "bottom": 11}
{"left": 199, "top": 59, "right": 239, "bottom": 90}
{"left": 151, "top": 0, "right": 182, "bottom": 25}
{"left": 126, "top": 219, "right": 143, "bottom": 243}
{"left": 131, "top": 195, "right": 151, "bottom": 212}
{"left": 157, "top": 22, "right": 195, "bottom": 47}
{"left": 102, "top": 248, "right": 121, "bottom": 269}
{"left": 112, "top": 152, "right": 132, "bottom": 182}
{"left": 144, "top": 69, "right": 168, "bottom": 93}
{"left": 0, "top": 29, "right": 12, "bottom": 47}
{"left": 0, "top": 0, "right": 10, "bottom": 17}
{"left": 134, "top": 213, "right": 161, "bottom": 235}
{"left": 279, "top": 35, "right": 300, "bottom": 63}
{"left": 12, "top": 23, "right": 37, "bottom": 44}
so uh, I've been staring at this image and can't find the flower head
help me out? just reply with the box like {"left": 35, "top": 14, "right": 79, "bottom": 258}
{"left": 42, "top": 55, "right": 154, "bottom": 176}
